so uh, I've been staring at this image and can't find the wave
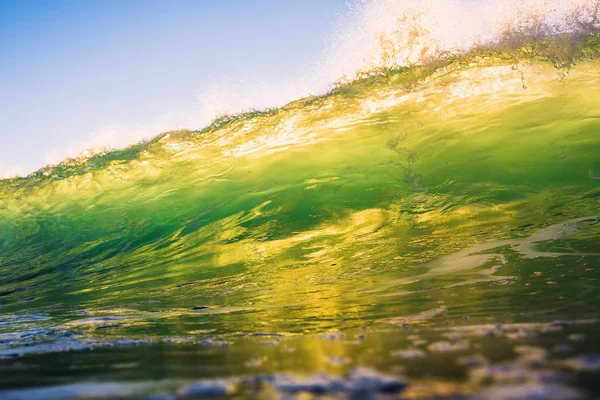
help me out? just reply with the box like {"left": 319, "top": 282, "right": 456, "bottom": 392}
{"left": 3, "top": 0, "right": 598, "bottom": 179}
{"left": 1, "top": 6, "right": 600, "bottom": 395}
{"left": 2, "top": 36, "right": 599, "bottom": 185}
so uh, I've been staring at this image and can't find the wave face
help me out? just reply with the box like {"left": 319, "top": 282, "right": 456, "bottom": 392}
{"left": 1, "top": 33, "right": 600, "bottom": 400}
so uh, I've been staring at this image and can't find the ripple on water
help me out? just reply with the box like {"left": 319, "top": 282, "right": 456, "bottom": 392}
{"left": 472, "top": 384, "right": 588, "bottom": 400}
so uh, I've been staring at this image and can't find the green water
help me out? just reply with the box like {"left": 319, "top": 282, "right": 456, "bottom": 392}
{"left": 0, "top": 55, "right": 599, "bottom": 399}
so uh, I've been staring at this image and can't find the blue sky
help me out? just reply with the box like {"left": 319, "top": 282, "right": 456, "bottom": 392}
{"left": 0, "top": 0, "right": 349, "bottom": 176}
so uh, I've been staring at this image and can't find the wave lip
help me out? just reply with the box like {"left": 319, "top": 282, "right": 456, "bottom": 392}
{"left": 326, "top": 0, "right": 600, "bottom": 81}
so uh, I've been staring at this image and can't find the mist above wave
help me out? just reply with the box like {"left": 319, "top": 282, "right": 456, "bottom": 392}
{"left": 326, "top": 0, "right": 599, "bottom": 81}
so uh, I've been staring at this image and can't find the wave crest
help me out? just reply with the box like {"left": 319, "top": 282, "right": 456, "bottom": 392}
{"left": 325, "top": 0, "right": 600, "bottom": 83}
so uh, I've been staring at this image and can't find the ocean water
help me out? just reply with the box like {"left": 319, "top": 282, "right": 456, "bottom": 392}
{"left": 1, "top": 27, "right": 600, "bottom": 400}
